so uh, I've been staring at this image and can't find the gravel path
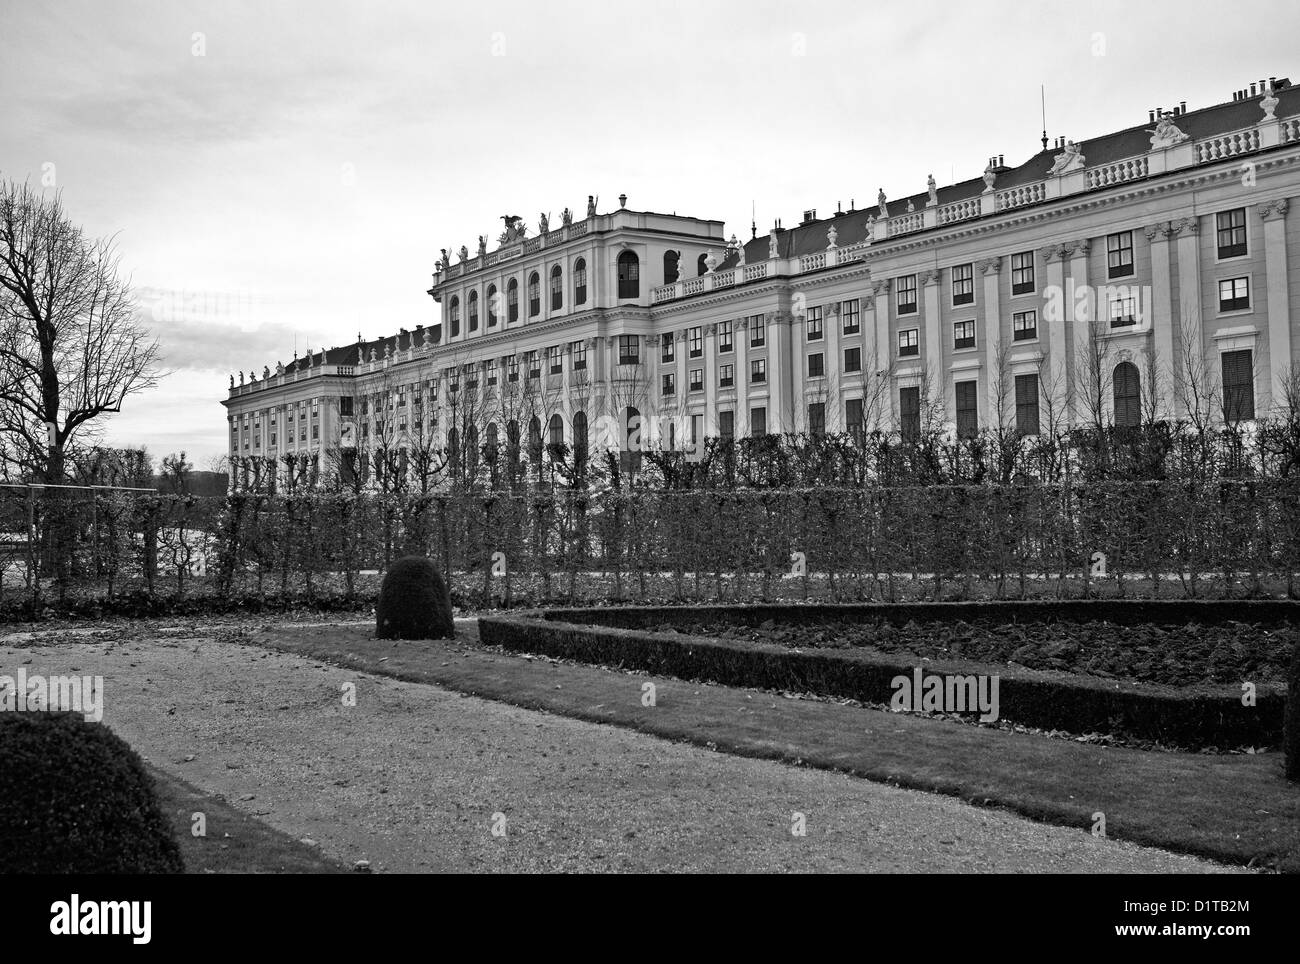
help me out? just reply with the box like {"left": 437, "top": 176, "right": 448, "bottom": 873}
{"left": 2, "top": 628, "right": 1241, "bottom": 873}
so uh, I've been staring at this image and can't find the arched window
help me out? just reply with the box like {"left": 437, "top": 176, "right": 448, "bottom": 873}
{"left": 528, "top": 272, "right": 541, "bottom": 317}
{"left": 550, "top": 265, "right": 563, "bottom": 311}
{"left": 624, "top": 405, "right": 642, "bottom": 472}
{"left": 506, "top": 279, "right": 519, "bottom": 323}
{"left": 527, "top": 416, "right": 543, "bottom": 462}
{"left": 485, "top": 422, "right": 499, "bottom": 462}
{"left": 573, "top": 410, "right": 588, "bottom": 468}
{"left": 574, "top": 258, "right": 588, "bottom": 305}
{"left": 449, "top": 296, "right": 460, "bottom": 337}
{"left": 548, "top": 413, "right": 564, "bottom": 446}
{"left": 446, "top": 426, "right": 460, "bottom": 469}
{"left": 617, "top": 251, "right": 640, "bottom": 299}
{"left": 486, "top": 285, "right": 498, "bottom": 326}
{"left": 697, "top": 253, "right": 708, "bottom": 277}
{"left": 466, "top": 424, "right": 479, "bottom": 472}
{"left": 664, "top": 250, "right": 680, "bottom": 285}
{"left": 468, "top": 290, "right": 479, "bottom": 332}
{"left": 1113, "top": 361, "right": 1141, "bottom": 428}
{"left": 506, "top": 419, "right": 520, "bottom": 470}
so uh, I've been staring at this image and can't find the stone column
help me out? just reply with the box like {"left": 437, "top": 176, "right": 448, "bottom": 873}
{"left": 872, "top": 279, "right": 893, "bottom": 428}
{"left": 978, "top": 257, "right": 1003, "bottom": 428}
{"left": 704, "top": 323, "right": 718, "bottom": 437}
{"left": 735, "top": 316, "right": 750, "bottom": 435}
{"left": 1066, "top": 238, "right": 1092, "bottom": 426}
{"left": 1041, "top": 244, "right": 1069, "bottom": 422}
{"left": 921, "top": 268, "right": 943, "bottom": 403}
{"left": 825, "top": 302, "right": 842, "bottom": 430}
{"left": 1172, "top": 217, "right": 1203, "bottom": 410}
{"left": 1143, "top": 223, "right": 1176, "bottom": 419}
{"left": 1260, "top": 199, "right": 1292, "bottom": 408}
{"left": 791, "top": 306, "right": 807, "bottom": 430}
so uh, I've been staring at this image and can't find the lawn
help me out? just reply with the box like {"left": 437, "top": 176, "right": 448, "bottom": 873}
{"left": 150, "top": 764, "right": 346, "bottom": 874}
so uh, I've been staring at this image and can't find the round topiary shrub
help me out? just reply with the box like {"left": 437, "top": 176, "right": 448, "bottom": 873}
{"left": 0, "top": 712, "right": 185, "bottom": 873}
{"left": 376, "top": 555, "right": 455, "bottom": 640}
{"left": 1286, "top": 642, "right": 1300, "bottom": 782}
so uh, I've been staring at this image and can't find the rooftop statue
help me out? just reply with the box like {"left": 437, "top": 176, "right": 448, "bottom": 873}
{"left": 877, "top": 188, "right": 888, "bottom": 218}
{"left": 477, "top": 235, "right": 487, "bottom": 257}
{"left": 587, "top": 194, "right": 598, "bottom": 217}
{"left": 561, "top": 207, "right": 573, "bottom": 227}
{"left": 927, "top": 173, "right": 938, "bottom": 205}
{"left": 1148, "top": 111, "right": 1190, "bottom": 150}
{"left": 498, "top": 215, "right": 526, "bottom": 244}
{"left": 1048, "top": 139, "right": 1085, "bottom": 175}
{"left": 539, "top": 212, "right": 549, "bottom": 233}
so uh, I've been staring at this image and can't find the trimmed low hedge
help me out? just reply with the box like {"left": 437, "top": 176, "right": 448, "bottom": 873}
{"left": 1287, "top": 645, "right": 1300, "bottom": 781}
{"left": 0, "top": 712, "right": 185, "bottom": 873}
{"left": 480, "top": 608, "right": 1288, "bottom": 750}
{"left": 541, "top": 599, "right": 1300, "bottom": 630}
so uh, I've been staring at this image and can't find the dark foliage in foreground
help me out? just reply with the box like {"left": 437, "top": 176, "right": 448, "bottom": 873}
{"left": 0, "top": 712, "right": 184, "bottom": 873}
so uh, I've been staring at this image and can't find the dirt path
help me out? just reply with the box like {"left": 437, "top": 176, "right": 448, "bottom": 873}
{"left": 2, "top": 627, "right": 1241, "bottom": 873}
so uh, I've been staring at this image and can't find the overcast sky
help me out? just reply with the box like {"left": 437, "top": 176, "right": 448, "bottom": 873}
{"left": 2, "top": 0, "right": 1298, "bottom": 467}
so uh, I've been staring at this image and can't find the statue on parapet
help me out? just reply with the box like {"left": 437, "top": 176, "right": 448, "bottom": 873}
{"left": 1148, "top": 112, "right": 1189, "bottom": 150}
{"left": 561, "top": 207, "right": 573, "bottom": 227}
{"left": 1048, "top": 139, "right": 1085, "bottom": 175}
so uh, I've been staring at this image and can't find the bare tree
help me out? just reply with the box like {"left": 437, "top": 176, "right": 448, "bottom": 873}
{"left": 0, "top": 180, "right": 160, "bottom": 483}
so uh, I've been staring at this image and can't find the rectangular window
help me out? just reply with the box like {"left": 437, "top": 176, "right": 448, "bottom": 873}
{"left": 808, "top": 402, "right": 826, "bottom": 435}
{"left": 750, "top": 358, "right": 766, "bottom": 384}
{"left": 1011, "top": 251, "right": 1035, "bottom": 295}
{"left": 1109, "top": 294, "right": 1138, "bottom": 327}
{"left": 486, "top": 360, "right": 498, "bottom": 386}
{"left": 619, "top": 335, "right": 640, "bottom": 365}
{"left": 1222, "top": 349, "right": 1255, "bottom": 422}
{"left": 955, "top": 380, "right": 978, "bottom": 438}
{"left": 527, "top": 351, "right": 541, "bottom": 379}
{"left": 689, "top": 326, "right": 702, "bottom": 358}
{"left": 898, "top": 328, "right": 919, "bottom": 357}
{"left": 719, "top": 410, "right": 735, "bottom": 440}
{"left": 1013, "top": 310, "right": 1037, "bottom": 341}
{"left": 1218, "top": 277, "right": 1250, "bottom": 312}
{"left": 1015, "top": 373, "right": 1040, "bottom": 436}
{"left": 1107, "top": 231, "right": 1134, "bottom": 279}
{"left": 751, "top": 406, "right": 767, "bottom": 437}
{"left": 572, "top": 341, "right": 587, "bottom": 370}
{"left": 841, "top": 298, "right": 861, "bottom": 334}
{"left": 896, "top": 275, "right": 917, "bottom": 314}
{"left": 662, "top": 373, "right": 675, "bottom": 396}
{"left": 270, "top": 432, "right": 277, "bottom": 446}
{"left": 899, "top": 386, "right": 920, "bottom": 440}
{"left": 807, "top": 306, "right": 823, "bottom": 341}
{"left": 1216, "top": 209, "right": 1247, "bottom": 259}
{"left": 719, "top": 363, "right": 734, "bottom": 387}
{"left": 339, "top": 397, "right": 354, "bottom": 417}
{"left": 549, "top": 346, "right": 563, "bottom": 374}
{"left": 808, "top": 353, "right": 824, "bottom": 377}
{"left": 846, "top": 398, "right": 864, "bottom": 436}
{"left": 749, "top": 316, "right": 765, "bottom": 347}
{"left": 507, "top": 357, "right": 519, "bottom": 382}
{"left": 690, "top": 368, "right": 703, "bottom": 392}
{"left": 954, "top": 320, "right": 976, "bottom": 350}
{"left": 951, "top": 263, "right": 975, "bottom": 305}
{"left": 661, "top": 333, "right": 675, "bottom": 363}
{"left": 844, "top": 346, "right": 862, "bottom": 373}
{"left": 719, "top": 321, "right": 733, "bottom": 353}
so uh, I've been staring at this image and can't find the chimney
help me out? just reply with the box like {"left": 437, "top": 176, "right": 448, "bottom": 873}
{"left": 618, "top": 193, "right": 627, "bottom": 208}
{"left": 836, "top": 200, "right": 843, "bottom": 214}
{"left": 849, "top": 198, "right": 856, "bottom": 212}
{"left": 1180, "top": 100, "right": 1186, "bottom": 114}
{"left": 1149, "top": 108, "right": 1156, "bottom": 120}
{"left": 1250, "top": 83, "right": 1257, "bottom": 97}
{"left": 998, "top": 154, "right": 1005, "bottom": 167}
{"left": 801, "top": 208, "right": 817, "bottom": 225}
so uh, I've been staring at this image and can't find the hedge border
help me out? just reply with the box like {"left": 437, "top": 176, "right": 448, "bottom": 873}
{"left": 479, "top": 602, "right": 1291, "bottom": 749}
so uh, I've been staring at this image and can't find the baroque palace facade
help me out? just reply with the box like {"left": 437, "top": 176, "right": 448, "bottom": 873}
{"left": 225, "top": 76, "right": 1300, "bottom": 482}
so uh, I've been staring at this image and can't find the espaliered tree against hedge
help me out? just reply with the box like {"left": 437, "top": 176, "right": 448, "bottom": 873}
{"left": 0, "top": 712, "right": 184, "bottom": 873}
